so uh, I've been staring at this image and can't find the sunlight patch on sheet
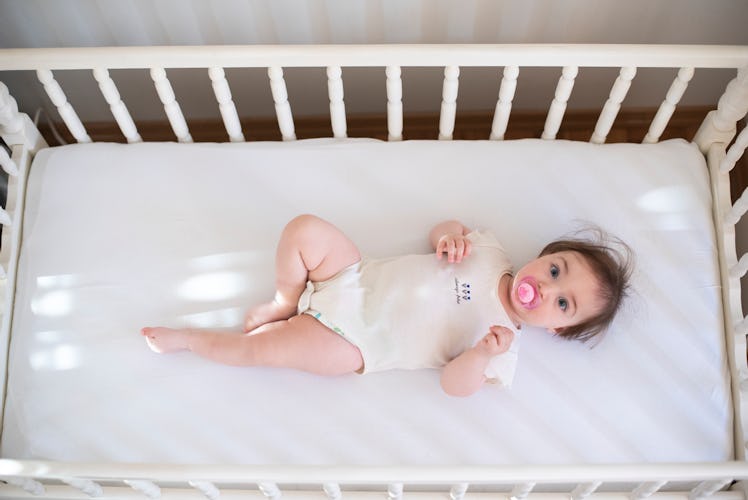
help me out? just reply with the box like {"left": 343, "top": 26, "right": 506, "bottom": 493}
{"left": 37, "top": 274, "right": 79, "bottom": 289}
{"left": 637, "top": 186, "right": 696, "bottom": 213}
{"left": 177, "top": 272, "right": 247, "bottom": 302}
{"left": 180, "top": 307, "right": 244, "bottom": 328}
{"left": 29, "top": 345, "right": 81, "bottom": 371}
{"left": 31, "top": 290, "right": 73, "bottom": 317}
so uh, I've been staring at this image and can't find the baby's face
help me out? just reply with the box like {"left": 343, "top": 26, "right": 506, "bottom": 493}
{"left": 509, "top": 250, "right": 603, "bottom": 332}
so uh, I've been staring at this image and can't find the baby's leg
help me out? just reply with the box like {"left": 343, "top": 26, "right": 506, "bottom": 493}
{"left": 244, "top": 214, "right": 361, "bottom": 332}
{"left": 142, "top": 314, "right": 363, "bottom": 376}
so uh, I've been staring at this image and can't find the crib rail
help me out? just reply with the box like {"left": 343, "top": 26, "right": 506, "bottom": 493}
{"left": 1, "top": 461, "right": 748, "bottom": 499}
{"left": 0, "top": 44, "right": 747, "bottom": 146}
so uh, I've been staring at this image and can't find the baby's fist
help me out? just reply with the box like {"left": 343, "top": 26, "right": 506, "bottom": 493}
{"left": 476, "top": 325, "right": 514, "bottom": 356}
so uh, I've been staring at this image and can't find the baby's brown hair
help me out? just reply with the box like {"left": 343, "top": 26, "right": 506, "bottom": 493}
{"left": 539, "top": 228, "right": 633, "bottom": 343}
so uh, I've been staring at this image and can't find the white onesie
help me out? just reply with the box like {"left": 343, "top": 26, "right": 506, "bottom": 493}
{"left": 297, "top": 230, "right": 521, "bottom": 387}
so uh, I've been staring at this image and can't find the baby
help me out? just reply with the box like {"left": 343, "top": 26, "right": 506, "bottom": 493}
{"left": 142, "top": 214, "right": 632, "bottom": 397}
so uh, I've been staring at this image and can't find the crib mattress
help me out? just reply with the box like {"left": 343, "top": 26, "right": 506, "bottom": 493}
{"left": 1, "top": 138, "right": 732, "bottom": 464}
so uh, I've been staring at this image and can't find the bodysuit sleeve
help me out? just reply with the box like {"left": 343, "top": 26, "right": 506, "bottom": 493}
{"left": 484, "top": 330, "right": 521, "bottom": 387}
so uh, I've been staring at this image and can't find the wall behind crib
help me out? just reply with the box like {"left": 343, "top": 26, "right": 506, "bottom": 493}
{"left": 1, "top": 0, "right": 748, "bottom": 122}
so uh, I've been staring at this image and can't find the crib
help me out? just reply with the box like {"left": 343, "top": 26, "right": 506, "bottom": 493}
{"left": 0, "top": 43, "right": 748, "bottom": 499}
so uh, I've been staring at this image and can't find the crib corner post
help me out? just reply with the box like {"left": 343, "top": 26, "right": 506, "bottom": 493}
{"left": 694, "top": 66, "right": 748, "bottom": 154}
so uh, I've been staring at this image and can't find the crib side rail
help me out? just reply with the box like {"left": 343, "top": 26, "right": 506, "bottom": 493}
{"left": 1, "top": 460, "right": 748, "bottom": 500}
{"left": 0, "top": 44, "right": 747, "bottom": 146}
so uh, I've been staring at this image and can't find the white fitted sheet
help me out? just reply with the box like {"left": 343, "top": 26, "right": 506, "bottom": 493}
{"left": 1, "top": 138, "right": 732, "bottom": 464}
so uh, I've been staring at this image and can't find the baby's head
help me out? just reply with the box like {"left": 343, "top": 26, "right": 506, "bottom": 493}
{"left": 511, "top": 228, "right": 633, "bottom": 343}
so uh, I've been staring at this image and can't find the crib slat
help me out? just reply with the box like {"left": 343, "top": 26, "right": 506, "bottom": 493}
{"left": 449, "top": 482, "right": 469, "bottom": 500}
{"left": 643, "top": 67, "right": 694, "bottom": 144}
{"left": 631, "top": 481, "right": 668, "bottom": 499}
{"left": 572, "top": 482, "right": 603, "bottom": 500}
{"left": 0, "top": 146, "right": 18, "bottom": 176}
{"left": 439, "top": 66, "right": 460, "bottom": 140}
{"left": 726, "top": 184, "right": 748, "bottom": 225}
{"left": 323, "top": 482, "right": 342, "bottom": 500}
{"left": 209, "top": 67, "right": 245, "bottom": 143}
{"left": 542, "top": 66, "right": 578, "bottom": 140}
{"left": 36, "top": 69, "right": 91, "bottom": 143}
{"left": 61, "top": 477, "right": 104, "bottom": 497}
{"left": 720, "top": 126, "right": 748, "bottom": 173}
{"left": 327, "top": 66, "right": 347, "bottom": 138}
{"left": 490, "top": 65, "right": 520, "bottom": 141}
{"left": 731, "top": 253, "right": 748, "bottom": 279}
{"left": 124, "top": 480, "right": 161, "bottom": 499}
{"left": 590, "top": 66, "right": 637, "bottom": 144}
{"left": 5, "top": 476, "right": 45, "bottom": 496}
{"left": 0, "top": 82, "right": 24, "bottom": 136}
{"left": 257, "top": 482, "right": 281, "bottom": 500}
{"left": 388, "top": 482, "right": 404, "bottom": 500}
{"left": 92, "top": 68, "right": 142, "bottom": 143}
{"left": 150, "top": 67, "right": 192, "bottom": 143}
{"left": 511, "top": 482, "right": 536, "bottom": 500}
{"left": 386, "top": 65, "right": 403, "bottom": 141}
{"left": 689, "top": 478, "right": 733, "bottom": 500}
{"left": 268, "top": 67, "right": 296, "bottom": 141}
{"left": 189, "top": 480, "right": 220, "bottom": 500}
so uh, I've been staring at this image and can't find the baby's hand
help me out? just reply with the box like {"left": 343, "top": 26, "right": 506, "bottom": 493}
{"left": 435, "top": 233, "right": 472, "bottom": 263}
{"left": 474, "top": 326, "right": 514, "bottom": 357}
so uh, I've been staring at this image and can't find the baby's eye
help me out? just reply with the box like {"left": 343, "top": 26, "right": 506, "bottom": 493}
{"left": 558, "top": 297, "right": 568, "bottom": 311}
{"left": 550, "top": 264, "right": 560, "bottom": 279}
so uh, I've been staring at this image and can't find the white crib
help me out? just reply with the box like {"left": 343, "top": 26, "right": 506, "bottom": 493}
{"left": 0, "top": 44, "right": 747, "bottom": 499}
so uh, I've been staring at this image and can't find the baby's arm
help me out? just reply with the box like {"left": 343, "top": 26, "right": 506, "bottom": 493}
{"left": 440, "top": 326, "right": 515, "bottom": 397}
{"left": 429, "top": 220, "right": 472, "bottom": 263}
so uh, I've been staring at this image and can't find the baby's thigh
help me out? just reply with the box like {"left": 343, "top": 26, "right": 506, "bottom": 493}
{"left": 264, "top": 314, "right": 363, "bottom": 376}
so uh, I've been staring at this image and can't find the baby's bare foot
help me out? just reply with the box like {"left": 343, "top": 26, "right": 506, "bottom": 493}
{"left": 141, "top": 327, "right": 191, "bottom": 354}
{"left": 244, "top": 300, "right": 296, "bottom": 332}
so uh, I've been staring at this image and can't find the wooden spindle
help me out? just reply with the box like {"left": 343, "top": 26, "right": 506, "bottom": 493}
{"left": 631, "top": 481, "right": 667, "bottom": 500}
{"left": 386, "top": 65, "right": 403, "bottom": 141}
{"left": 61, "top": 477, "right": 104, "bottom": 497}
{"left": 490, "top": 65, "right": 519, "bottom": 140}
{"left": 572, "top": 482, "right": 602, "bottom": 500}
{"left": 327, "top": 66, "right": 347, "bottom": 138}
{"left": 6, "top": 477, "right": 45, "bottom": 496}
{"left": 542, "top": 66, "right": 578, "bottom": 140}
{"left": 208, "top": 67, "right": 245, "bottom": 143}
{"left": 731, "top": 253, "right": 748, "bottom": 279}
{"left": 643, "top": 67, "right": 694, "bottom": 144}
{"left": 689, "top": 478, "right": 732, "bottom": 500}
{"left": 268, "top": 67, "right": 296, "bottom": 141}
{"left": 591, "top": 66, "right": 637, "bottom": 144}
{"left": 0, "top": 82, "right": 24, "bottom": 135}
{"left": 720, "top": 126, "right": 748, "bottom": 172}
{"left": 511, "top": 482, "right": 536, "bottom": 500}
{"left": 124, "top": 480, "right": 161, "bottom": 499}
{"left": 92, "top": 68, "right": 142, "bottom": 143}
{"left": 150, "top": 67, "right": 192, "bottom": 143}
{"left": 258, "top": 482, "right": 281, "bottom": 500}
{"left": 726, "top": 184, "right": 748, "bottom": 225}
{"left": 695, "top": 67, "right": 748, "bottom": 153}
{"left": 439, "top": 65, "right": 460, "bottom": 140}
{"left": 736, "top": 315, "right": 748, "bottom": 336}
{"left": 189, "top": 480, "right": 221, "bottom": 500}
{"left": 0, "top": 207, "right": 10, "bottom": 226}
{"left": 36, "top": 69, "right": 91, "bottom": 143}
{"left": 388, "top": 482, "right": 404, "bottom": 500}
{"left": 323, "top": 482, "right": 342, "bottom": 500}
{"left": 0, "top": 145, "right": 19, "bottom": 176}
{"left": 449, "top": 482, "right": 469, "bottom": 500}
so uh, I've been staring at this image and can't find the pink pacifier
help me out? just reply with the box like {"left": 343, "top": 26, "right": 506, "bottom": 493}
{"left": 516, "top": 277, "right": 538, "bottom": 309}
